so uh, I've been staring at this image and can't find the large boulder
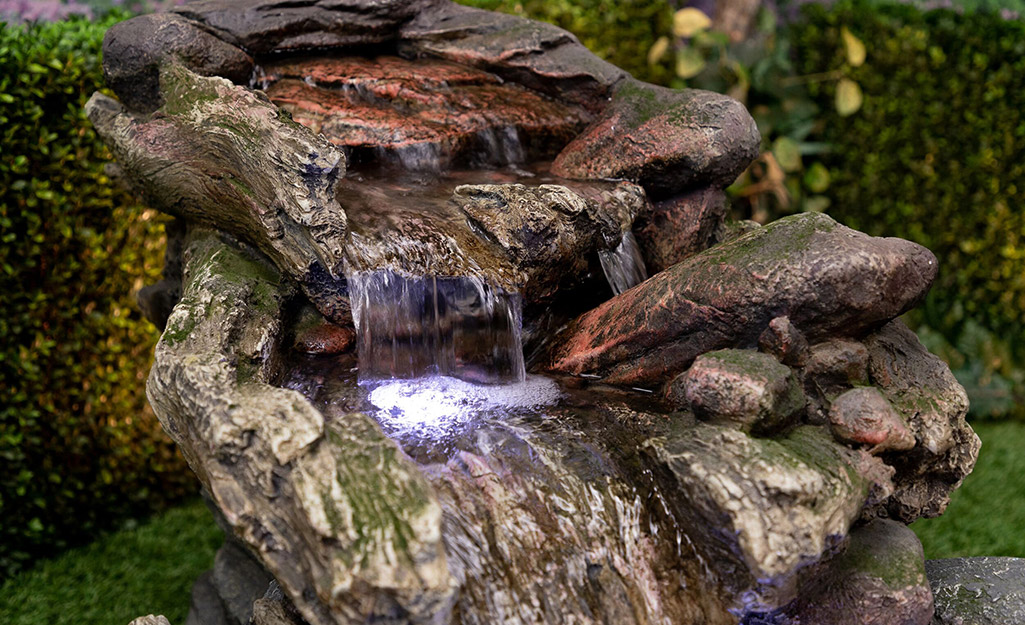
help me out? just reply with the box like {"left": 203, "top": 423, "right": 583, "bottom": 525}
{"left": 546, "top": 212, "right": 938, "bottom": 387}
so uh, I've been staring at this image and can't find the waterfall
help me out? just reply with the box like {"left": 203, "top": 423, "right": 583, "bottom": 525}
{"left": 348, "top": 270, "right": 526, "bottom": 384}
{"left": 599, "top": 231, "right": 649, "bottom": 296}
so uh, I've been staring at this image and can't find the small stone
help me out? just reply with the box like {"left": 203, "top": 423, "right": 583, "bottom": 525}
{"left": 551, "top": 79, "right": 761, "bottom": 197}
{"left": 128, "top": 617, "right": 171, "bottom": 625}
{"left": 631, "top": 187, "right": 727, "bottom": 274}
{"left": 927, "top": 557, "right": 1025, "bottom": 625}
{"left": 668, "top": 349, "right": 803, "bottom": 435}
{"left": 758, "top": 316, "right": 809, "bottom": 367}
{"left": 292, "top": 306, "right": 355, "bottom": 356}
{"left": 828, "top": 387, "right": 916, "bottom": 454}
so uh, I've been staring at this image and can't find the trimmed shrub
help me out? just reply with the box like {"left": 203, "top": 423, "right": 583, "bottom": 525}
{"left": 789, "top": 1, "right": 1025, "bottom": 416}
{"left": 0, "top": 14, "right": 192, "bottom": 579}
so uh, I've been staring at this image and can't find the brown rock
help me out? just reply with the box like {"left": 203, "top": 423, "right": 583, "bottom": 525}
{"left": 667, "top": 349, "right": 803, "bottom": 435}
{"left": 545, "top": 212, "right": 938, "bottom": 387}
{"left": 551, "top": 79, "right": 760, "bottom": 198}
{"left": 293, "top": 306, "right": 356, "bottom": 356}
{"left": 829, "top": 387, "right": 916, "bottom": 454}
{"left": 632, "top": 187, "right": 728, "bottom": 274}
{"left": 802, "top": 338, "right": 871, "bottom": 423}
{"left": 758, "top": 315, "right": 809, "bottom": 367}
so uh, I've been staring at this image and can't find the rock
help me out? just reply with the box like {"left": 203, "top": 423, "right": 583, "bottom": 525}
{"left": 129, "top": 617, "right": 171, "bottom": 625}
{"left": 758, "top": 316, "right": 809, "bottom": 367}
{"left": 174, "top": 0, "right": 421, "bottom": 55}
{"left": 927, "top": 557, "right": 1025, "bottom": 625}
{"left": 185, "top": 570, "right": 229, "bottom": 625}
{"left": 453, "top": 181, "right": 646, "bottom": 301}
{"left": 399, "top": 1, "right": 626, "bottom": 114}
{"left": 829, "top": 387, "right": 916, "bottom": 454}
{"left": 211, "top": 540, "right": 274, "bottom": 625}
{"left": 666, "top": 349, "right": 803, "bottom": 435}
{"left": 138, "top": 219, "right": 187, "bottom": 331}
{"left": 252, "top": 582, "right": 306, "bottom": 625}
{"left": 546, "top": 212, "right": 938, "bottom": 386}
{"left": 86, "top": 65, "right": 352, "bottom": 327}
{"left": 292, "top": 306, "right": 355, "bottom": 355}
{"left": 146, "top": 230, "right": 454, "bottom": 625}
{"left": 551, "top": 79, "right": 761, "bottom": 198}
{"left": 632, "top": 186, "right": 728, "bottom": 273}
{"left": 262, "top": 56, "right": 585, "bottom": 168}
{"left": 864, "top": 321, "right": 980, "bottom": 522}
{"left": 783, "top": 518, "right": 933, "bottom": 625}
{"left": 643, "top": 424, "right": 894, "bottom": 610}
{"left": 102, "top": 12, "right": 253, "bottom": 113}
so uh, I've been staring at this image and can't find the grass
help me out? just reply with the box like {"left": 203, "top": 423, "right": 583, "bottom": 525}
{"left": 0, "top": 498, "right": 222, "bottom": 625}
{"left": 913, "top": 420, "right": 1025, "bottom": 558}
{"left": 0, "top": 421, "right": 1019, "bottom": 624}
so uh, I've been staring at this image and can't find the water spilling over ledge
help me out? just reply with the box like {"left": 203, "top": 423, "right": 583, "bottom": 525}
{"left": 92, "top": 2, "right": 981, "bottom": 625}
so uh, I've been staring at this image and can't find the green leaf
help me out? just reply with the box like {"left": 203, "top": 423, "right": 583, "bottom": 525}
{"left": 835, "top": 78, "right": 863, "bottom": 117}
{"left": 804, "top": 162, "right": 831, "bottom": 193}
{"left": 673, "top": 8, "right": 712, "bottom": 38}
{"left": 773, "top": 136, "right": 802, "bottom": 172}
{"left": 648, "top": 36, "right": 670, "bottom": 66}
{"left": 675, "top": 47, "right": 706, "bottom": 79}
{"left": 841, "top": 27, "right": 866, "bottom": 67}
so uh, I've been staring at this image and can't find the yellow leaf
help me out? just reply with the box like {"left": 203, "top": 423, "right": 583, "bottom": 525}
{"left": 675, "top": 47, "right": 706, "bottom": 79}
{"left": 648, "top": 36, "right": 671, "bottom": 66}
{"left": 772, "top": 137, "right": 802, "bottom": 173}
{"left": 673, "top": 8, "right": 712, "bottom": 38}
{"left": 841, "top": 27, "right": 866, "bottom": 67}
{"left": 835, "top": 78, "right": 863, "bottom": 116}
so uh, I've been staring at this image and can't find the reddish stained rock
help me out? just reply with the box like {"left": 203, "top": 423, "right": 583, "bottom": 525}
{"left": 294, "top": 322, "right": 356, "bottom": 356}
{"left": 551, "top": 79, "right": 761, "bottom": 198}
{"left": 632, "top": 187, "right": 728, "bottom": 274}
{"left": 263, "top": 56, "right": 585, "bottom": 168}
{"left": 828, "top": 387, "right": 916, "bottom": 454}
{"left": 758, "top": 316, "right": 809, "bottom": 367}
{"left": 544, "top": 212, "right": 938, "bottom": 387}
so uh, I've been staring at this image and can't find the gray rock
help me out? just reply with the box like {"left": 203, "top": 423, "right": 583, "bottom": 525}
{"left": 546, "top": 212, "right": 938, "bottom": 387}
{"left": 632, "top": 186, "right": 728, "bottom": 274}
{"left": 211, "top": 540, "right": 273, "bottom": 625}
{"left": 865, "top": 321, "right": 980, "bottom": 522}
{"left": 146, "top": 230, "right": 454, "bottom": 625}
{"left": 644, "top": 423, "right": 894, "bottom": 610}
{"left": 829, "top": 387, "right": 916, "bottom": 454}
{"left": 185, "top": 570, "right": 229, "bottom": 625}
{"left": 667, "top": 348, "right": 804, "bottom": 435}
{"left": 551, "top": 79, "right": 761, "bottom": 198}
{"left": 784, "top": 518, "right": 933, "bottom": 625}
{"left": 927, "top": 557, "right": 1025, "bottom": 625}
{"left": 758, "top": 316, "right": 809, "bottom": 367}
{"left": 129, "top": 617, "right": 171, "bottom": 625}
{"left": 102, "top": 12, "right": 253, "bottom": 113}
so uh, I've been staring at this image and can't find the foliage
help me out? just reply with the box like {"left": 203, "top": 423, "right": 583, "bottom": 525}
{"left": 457, "top": 0, "right": 675, "bottom": 85}
{"left": 913, "top": 420, "right": 1025, "bottom": 557}
{"left": 0, "top": 499, "right": 222, "bottom": 625}
{"left": 789, "top": 1, "right": 1025, "bottom": 417}
{"left": 0, "top": 14, "right": 193, "bottom": 580}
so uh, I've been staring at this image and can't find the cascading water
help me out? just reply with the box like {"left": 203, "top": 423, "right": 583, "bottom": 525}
{"left": 599, "top": 230, "right": 649, "bottom": 295}
{"left": 348, "top": 269, "right": 526, "bottom": 384}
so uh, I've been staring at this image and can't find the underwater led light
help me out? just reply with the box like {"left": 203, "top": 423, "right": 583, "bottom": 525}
{"left": 366, "top": 375, "right": 561, "bottom": 436}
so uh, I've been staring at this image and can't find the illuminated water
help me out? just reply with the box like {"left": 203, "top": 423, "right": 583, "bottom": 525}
{"left": 598, "top": 230, "right": 649, "bottom": 295}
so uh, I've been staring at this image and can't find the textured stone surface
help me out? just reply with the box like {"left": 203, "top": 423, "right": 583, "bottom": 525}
{"left": 758, "top": 315, "right": 809, "bottom": 367}
{"left": 292, "top": 305, "right": 355, "bottom": 355}
{"left": 632, "top": 186, "right": 728, "bottom": 274}
{"left": 174, "top": 0, "right": 420, "bottom": 54}
{"left": 263, "top": 56, "right": 585, "bottom": 169}
{"left": 783, "top": 518, "right": 933, "bottom": 625}
{"left": 667, "top": 349, "right": 804, "bottom": 435}
{"left": 551, "top": 79, "right": 761, "bottom": 198}
{"left": 185, "top": 570, "right": 230, "bottom": 625}
{"left": 829, "top": 387, "right": 915, "bottom": 454}
{"left": 864, "top": 321, "right": 980, "bottom": 522}
{"left": 102, "top": 12, "right": 253, "bottom": 112}
{"left": 147, "top": 230, "right": 454, "bottom": 625}
{"left": 87, "top": 65, "right": 352, "bottom": 326}
{"left": 928, "top": 557, "right": 1025, "bottom": 625}
{"left": 546, "top": 212, "right": 938, "bottom": 386}
{"left": 129, "top": 617, "right": 171, "bottom": 625}
{"left": 211, "top": 540, "right": 273, "bottom": 625}
{"left": 399, "top": 1, "right": 626, "bottom": 113}
{"left": 644, "top": 424, "right": 893, "bottom": 610}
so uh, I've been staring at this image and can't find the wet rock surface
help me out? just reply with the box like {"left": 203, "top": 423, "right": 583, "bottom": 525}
{"left": 546, "top": 212, "right": 939, "bottom": 386}
{"left": 551, "top": 80, "right": 761, "bottom": 197}
{"left": 632, "top": 186, "right": 728, "bottom": 274}
{"left": 927, "top": 557, "right": 1025, "bottom": 625}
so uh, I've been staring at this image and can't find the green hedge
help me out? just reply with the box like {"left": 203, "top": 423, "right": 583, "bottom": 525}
{"left": 789, "top": 2, "right": 1025, "bottom": 416}
{"left": 0, "top": 14, "right": 193, "bottom": 579}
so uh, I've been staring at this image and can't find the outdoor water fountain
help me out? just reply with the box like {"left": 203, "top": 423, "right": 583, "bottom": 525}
{"left": 88, "top": 1, "right": 995, "bottom": 624}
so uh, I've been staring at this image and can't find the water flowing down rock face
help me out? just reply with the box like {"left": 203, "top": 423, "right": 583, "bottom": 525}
{"left": 92, "top": 2, "right": 982, "bottom": 625}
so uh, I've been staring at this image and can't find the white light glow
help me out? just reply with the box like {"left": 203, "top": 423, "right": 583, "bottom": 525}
{"left": 366, "top": 375, "right": 561, "bottom": 436}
